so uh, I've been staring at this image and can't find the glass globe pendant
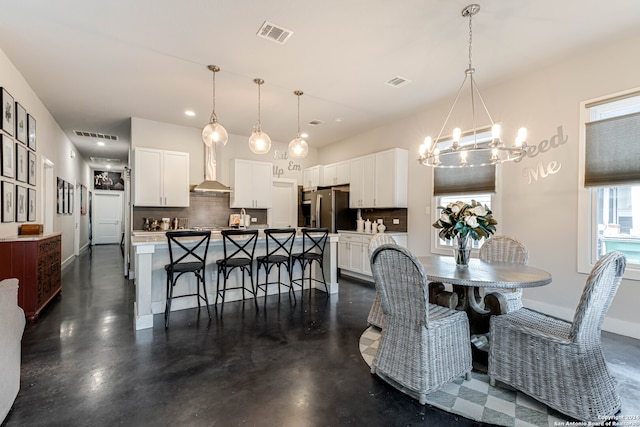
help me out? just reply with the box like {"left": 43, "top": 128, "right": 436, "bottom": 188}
{"left": 288, "top": 90, "right": 309, "bottom": 158}
{"left": 202, "top": 65, "right": 228, "bottom": 147}
{"left": 248, "top": 78, "right": 271, "bottom": 154}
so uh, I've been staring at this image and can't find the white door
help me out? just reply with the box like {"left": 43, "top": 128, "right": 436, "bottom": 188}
{"left": 268, "top": 178, "right": 297, "bottom": 228}
{"left": 93, "top": 191, "right": 123, "bottom": 244}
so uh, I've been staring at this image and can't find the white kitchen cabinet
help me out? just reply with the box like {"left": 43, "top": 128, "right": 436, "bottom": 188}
{"left": 349, "top": 148, "right": 407, "bottom": 208}
{"left": 338, "top": 231, "right": 408, "bottom": 281}
{"left": 322, "top": 161, "right": 350, "bottom": 186}
{"left": 303, "top": 165, "right": 322, "bottom": 190}
{"left": 230, "top": 159, "right": 272, "bottom": 208}
{"left": 134, "top": 147, "right": 189, "bottom": 207}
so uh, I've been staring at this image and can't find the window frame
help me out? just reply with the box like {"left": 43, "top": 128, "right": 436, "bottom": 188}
{"left": 577, "top": 87, "right": 640, "bottom": 280}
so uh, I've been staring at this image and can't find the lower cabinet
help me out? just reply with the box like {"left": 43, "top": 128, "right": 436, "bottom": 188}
{"left": 0, "top": 234, "right": 62, "bottom": 321}
{"left": 338, "top": 231, "right": 407, "bottom": 280}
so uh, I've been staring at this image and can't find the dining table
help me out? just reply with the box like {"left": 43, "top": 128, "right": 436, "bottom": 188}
{"left": 417, "top": 255, "right": 552, "bottom": 367}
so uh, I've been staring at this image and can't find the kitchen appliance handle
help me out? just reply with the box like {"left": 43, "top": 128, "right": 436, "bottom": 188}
{"left": 316, "top": 194, "right": 322, "bottom": 228}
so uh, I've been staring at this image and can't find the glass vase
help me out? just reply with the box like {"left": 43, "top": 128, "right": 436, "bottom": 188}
{"left": 453, "top": 235, "right": 472, "bottom": 266}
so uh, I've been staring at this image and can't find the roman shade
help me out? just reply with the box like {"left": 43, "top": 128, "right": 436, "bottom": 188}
{"left": 585, "top": 111, "right": 640, "bottom": 187}
{"left": 433, "top": 165, "right": 496, "bottom": 196}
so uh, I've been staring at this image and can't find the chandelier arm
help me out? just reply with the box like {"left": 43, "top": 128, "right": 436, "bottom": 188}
{"left": 431, "top": 74, "right": 469, "bottom": 151}
{"left": 470, "top": 77, "right": 496, "bottom": 127}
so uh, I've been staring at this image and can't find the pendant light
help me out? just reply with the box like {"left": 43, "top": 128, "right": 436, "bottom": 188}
{"left": 288, "top": 90, "right": 309, "bottom": 158}
{"left": 202, "top": 65, "right": 228, "bottom": 147}
{"left": 248, "top": 78, "right": 271, "bottom": 154}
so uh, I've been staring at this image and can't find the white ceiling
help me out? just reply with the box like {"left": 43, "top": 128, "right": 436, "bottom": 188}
{"left": 1, "top": 0, "right": 640, "bottom": 169}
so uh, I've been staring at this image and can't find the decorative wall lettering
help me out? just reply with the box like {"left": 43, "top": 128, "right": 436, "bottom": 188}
{"left": 523, "top": 160, "right": 562, "bottom": 184}
{"left": 514, "top": 125, "right": 568, "bottom": 163}
{"left": 288, "top": 161, "right": 301, "bottom": 171}
{"left": 272, "top": 149, "right": 302, "bottom": 177}
{"left": 273, "top": 165, "right": 284, "bottom": 178}
{"left": 517, "top": 125, "right": 568, "bottom": 184}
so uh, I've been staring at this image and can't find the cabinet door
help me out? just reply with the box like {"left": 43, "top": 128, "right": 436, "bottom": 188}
{"left": 374, "top": 149, "right": 408, "bottom": 208}
{"left": 134, "top": 148, "right": 163, "bottom": 206}
{"left": 230, "top": 159, "right": 273, "bottom": 208}
{"left": 335, "top": 161, "right": 350, "bottom": 185}
{"left": 322, "top": 163, "right": 336, "bottom": 186}
{"left": 362, "top": 155, "right": 376, "bottom": 207}
{"left": 350, "top": 241, "right": 364, "bottom": 272}
{"left": 163, "top": 150, "right": 190, "bottom": 207}
{"left": 252, "top": 161, "right": 273, "bottom": 208}
{"left": 303, "top": 166, "right": 320, "bottom": 190}
{"left": 338, "top": 239, "right": 350, "bottom": 269}
{"left": 349, "top": 158, "right": 364, "bottom": 208}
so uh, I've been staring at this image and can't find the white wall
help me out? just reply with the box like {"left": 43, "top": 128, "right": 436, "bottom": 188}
{"left": 130, "top": 117, "right": 320, "bottom": 187}
{"left": 0, "top": 48, "right": 91, "bottom": 264}
{"left": 319, "top": 30, "right": 640, "bottom": 338}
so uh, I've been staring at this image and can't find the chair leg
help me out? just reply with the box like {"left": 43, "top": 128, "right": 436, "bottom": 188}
{"left": 165, "top": 273, "right": 173, "bottom": 328}
{"left": 200, "top": 271, "right": 211, "bottom": 320}
{"left": 287, "top": 261, "right": 296, "bottom": 303}
{"left": 249, "top": 266, "right": 258, "bottom": 311}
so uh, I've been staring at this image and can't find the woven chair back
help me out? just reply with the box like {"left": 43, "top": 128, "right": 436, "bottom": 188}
{"left": 479, "top": 235, "right": 529, "bottom": 265}
{"left": 367, "top": 233, "right": 397, "bottom": 258}
{"left": 371, "top": 244, "right": 430, "bottom": 326}
{"left": 569, "top": 251, "right": 626, "bottom": 343}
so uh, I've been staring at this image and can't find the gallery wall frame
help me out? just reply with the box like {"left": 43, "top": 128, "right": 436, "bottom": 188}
{"left": 1, "top": 134, "right": 14, "bottom": 178}
{"left": 0, "top": 88, "right": 14, "bottom": 137}
{"left": 80, "top": 184, "right": 87, "bottom": 215}
{"left": 15, "top": 102, "right": 26, "bottom": 144}
{"left": 2, "top": 180, "right": 14, "bottom": 222}
{"left": 63, "top": 181, "right": 69, "bottom": 214}
{"left": 15, "top": 143, "right": 27, "bottom": 182}
{"left": 28, "top": 188, "right": 36, "bottom": 222}
{"left": 57, "top": 177, "right": 64, "bottom": 214}
{"left": 27, "top": 114, "right": 36, "bottom": 150}
{"left": 68, "top": 182, "right": 74, "bottom": 214}
{"left": 16, "top": 185, "right": 27, "bottom": 222}
{"left": 94, "top": 170, "right": 125, "bottom": 191}
{"left": 28, "top": 150, "right": 36, "bottom": 185}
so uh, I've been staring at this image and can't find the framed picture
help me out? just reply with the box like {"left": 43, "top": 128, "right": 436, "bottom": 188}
{"left": 80, "top": 184, "right": 87, "bottom": 215}
{"left": 94, "top": 170, "right": 125, "bottom": 191}
{"left": 57, "top": 177, "right": 64, "bottom": 214}
{"left": 0, "top": 88, "right": 14, "bottom": 137}
{"left": 68, "top": 182, "right": 74, "bottom": 214}
{"left": 1, "top": 135, "right": 14, "bottom": 178}
{"left": 15, "top": 102, "right": 26, "bottom": 144}
{"left": 28, "top": 150, "right": 36, "bottom": 185}
{"left": 16, "top": 143, "right": 27, "bottom": 182}
{"left": 27, "top": 114, "right": 36, "bottom": 150}
{"left": 1, "top": 181, "right": 14, "bottom": 222}
{"left": 63, "top": 181, "right": 69, "bottom": 214}
{"left": 16, "top": 185, "right": 27, "bottom": 222}
{"left": 28, "top": 188, "right": 36, "bottom": 221}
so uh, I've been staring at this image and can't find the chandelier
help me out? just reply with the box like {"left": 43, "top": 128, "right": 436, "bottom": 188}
{"left": 248, "top": 78, "right": 271, "bottom": 154}
{"left": 202, "top": 65, "right": 228, "bottom": 147}
{"left": 418, "top": 4, "right": 527, "bottom": 168}
{"left": 288, "top": 90, "right": 309, "bottom": 158}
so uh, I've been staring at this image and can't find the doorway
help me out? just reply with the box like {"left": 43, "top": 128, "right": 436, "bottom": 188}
{"left": 268, "top": 178, "right": 298, "bottom": 228}
{"left": 92, "top": 191, "right": 123, "bottom": 244}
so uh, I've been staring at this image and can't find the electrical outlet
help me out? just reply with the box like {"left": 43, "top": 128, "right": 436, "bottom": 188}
{"left": 251, "top": 217, "right": 257, "bottom": 222}
{"left": 393, "top": 219, "right": 400, "bottom": 225}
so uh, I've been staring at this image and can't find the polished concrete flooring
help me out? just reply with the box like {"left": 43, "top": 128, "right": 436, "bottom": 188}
{"left": 4, "top": 245, "right": 640, "bottom": 426}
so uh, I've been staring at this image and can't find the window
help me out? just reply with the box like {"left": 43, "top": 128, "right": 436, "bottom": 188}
{"left": 578, "top": 89, "right": 640, "bottom": 279}
{"left": 431, "top": 129, "right": 497, "bottom": 254}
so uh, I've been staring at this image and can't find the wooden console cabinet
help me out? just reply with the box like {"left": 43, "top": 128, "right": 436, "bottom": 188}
{"left": 0, "top": 233, "right": 62, "bottom": 321}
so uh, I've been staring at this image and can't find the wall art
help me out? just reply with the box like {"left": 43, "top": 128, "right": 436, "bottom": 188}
{"left": 80, "top": 184, "right": 87, "bottom": 215}
{"left": 28, "top": 150, "right": 36, "bottom": 185}
{"left": 1, "top": 134, "right": 14, "bottom": 178}
{"left": 57, "top": 177, "right": 64, "bottom": 214}
{"left": 0, "top": 88, "right": 14, "bottom": 137}
{"left": 94, "top": 170, "right": 124, "bottom": 191}
{"left": 27, "top": 114, "right": 36, "bottom": 150}
{"left": 1, "top": 181, "right": 14, "bottom": 222}
{"left": 16, "top": 185, "right": 27, "bottom": 222}
{"left": 68, "top": 182, "right": 74, "bottom": 214}
{"left": 28, "top": 188, "right": 36, "bottom": 222}
{"left": 63, "top": 181, "right": 69, "bottom": 214}
{"left": 16, "top": 143, "right": 27, "bottom": 182}
{"left": 15, "top": 102, "right": 26, "bottom": 144}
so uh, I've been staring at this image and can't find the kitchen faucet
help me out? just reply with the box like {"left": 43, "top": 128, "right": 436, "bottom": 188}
{"left": 240, "top": 208, "right": 247, "bottom": 229}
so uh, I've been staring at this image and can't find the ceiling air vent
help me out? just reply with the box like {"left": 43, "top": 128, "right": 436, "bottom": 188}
{"left": 74, "top": 130, "right": 119, "bottom": 141}
{"left": 308, "top": 119, "right": 324, "bottom": 126}
{"left": 385, "top": 76, "right": 411, "bottom": 88}
{"left": 256, "top": 21, "right": 293, "bottom": 44}
{"left": 90, "top": 157, "right": 121, "bottom": 165}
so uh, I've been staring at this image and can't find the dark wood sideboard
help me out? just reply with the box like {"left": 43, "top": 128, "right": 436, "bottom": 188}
{"left": 0, "top": 233, "right": 62, "bottom": 321}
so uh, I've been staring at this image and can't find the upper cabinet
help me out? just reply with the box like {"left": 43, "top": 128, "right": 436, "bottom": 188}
{"left": 230, "top": 159, "right": 273, "bottom": 208}
{"left": 303, "top": 165, "right": 322, "bottom": 191}
{"left": 133, "top": 147, "right": 190, "bottom": 207}
{"left": 322, "top": 160, "right": 350, "bottom": 186}
{"left": 350, "top": 148, "right": 408, "bottom": 208}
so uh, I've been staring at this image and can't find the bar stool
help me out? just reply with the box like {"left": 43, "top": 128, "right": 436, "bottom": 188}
{"left": 291, "top": 227, "right": 329, "bottom": 297}
{"left": 215, "top": 229, "right": 259, "bottom": 314}
{"left": 256, "top": 228, "right": 297, "bottom": 304}
{"left": 164, "top": 230, "right": 212, "bottom": 328}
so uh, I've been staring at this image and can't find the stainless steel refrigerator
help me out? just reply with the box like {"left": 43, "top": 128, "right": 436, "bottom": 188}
{"left": 302, "top": 187, "right": 355, "bottom": 233}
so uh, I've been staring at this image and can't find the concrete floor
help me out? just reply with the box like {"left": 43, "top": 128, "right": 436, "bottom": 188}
{"left": 3, "top": 245, "right": 639, "bottom": 426}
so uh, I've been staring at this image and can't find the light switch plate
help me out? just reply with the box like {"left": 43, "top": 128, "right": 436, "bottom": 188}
{"left": 393, "top": 219, "right": 400, "bottom": 225}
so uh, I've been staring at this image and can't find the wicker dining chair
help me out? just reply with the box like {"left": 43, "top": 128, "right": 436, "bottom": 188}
{"left": 488, "top": 251, "right": 626, "bottom": 423}
{"left": 370, "top": 244, "right": 472, "bottom": 404}
{"left": 479, "top": 235, "right": 529, "bottom": 313}
{"left": 366, "top": 233, "right": 397, "bottom": 328}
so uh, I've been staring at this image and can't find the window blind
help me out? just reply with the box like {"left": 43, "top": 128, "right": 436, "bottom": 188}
{"left": 433, "top": 165, "right": 496, "bottom": 196}
{"left": 585, "top": 111, "right": 640, "bottom": 187}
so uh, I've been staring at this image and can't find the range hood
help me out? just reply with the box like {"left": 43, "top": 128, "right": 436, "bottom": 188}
{"left": 193, "top": 145, "right": 232, "bottom": 193}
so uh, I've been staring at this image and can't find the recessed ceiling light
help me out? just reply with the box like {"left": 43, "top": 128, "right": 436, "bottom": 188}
{"left": 185, "top": 110, "right": 195, "bottom": 116}
{"left": 106, "top": 164, "right": 111, "bottom": 169}
{"left": 335, "top": 118, "right": 343, "bottom": 123}
{"left": 97, "top": 141, "right": 105, "bottom": 146}
{"left": 300, "top": 132, "right": 308, "bottom": 138}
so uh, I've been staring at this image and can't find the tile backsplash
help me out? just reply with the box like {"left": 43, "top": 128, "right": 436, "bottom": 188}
{"left": 357, "top": 208, "right": 408, "bottom": 232}
{"left": 132, "top": 192, "right": 267, "bottom": 230}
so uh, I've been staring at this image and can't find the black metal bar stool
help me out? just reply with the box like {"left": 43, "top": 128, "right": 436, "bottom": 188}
{"left": 215, "top": 229, "right": 259, "bottom": 314}
{"left": 256, "top": 228, "right": 297, "bottom": 304}
{"left": 291, "top": 227, "right": 329, "bottom": 298}
{"left": 164, "top": 230, "right": 212, "bottom": 328}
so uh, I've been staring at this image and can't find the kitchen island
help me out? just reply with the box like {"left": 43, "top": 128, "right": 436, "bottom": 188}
{"left": 131, "top": 230, "right": 339, "bottom": 330}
